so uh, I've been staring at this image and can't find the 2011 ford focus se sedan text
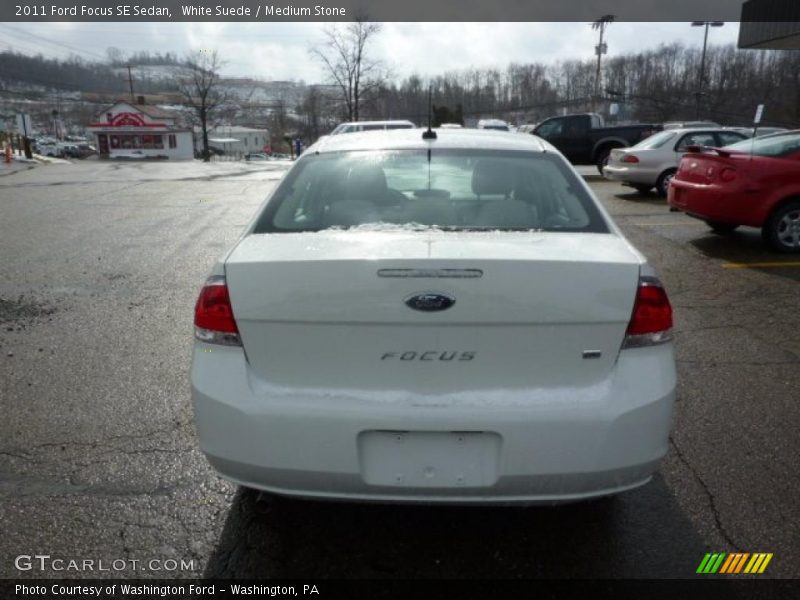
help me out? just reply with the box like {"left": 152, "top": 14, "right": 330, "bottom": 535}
{"left": 191, "top": 128, "right": 676, "bottom": 504}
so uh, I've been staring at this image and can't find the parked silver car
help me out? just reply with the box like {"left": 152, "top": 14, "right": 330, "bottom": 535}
{"left": 603, "top": 128, "right": 748, "bottom": 196}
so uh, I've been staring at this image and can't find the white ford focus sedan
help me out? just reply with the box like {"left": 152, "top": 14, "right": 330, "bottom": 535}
{"left": 191, "top": 128, "right": 676, "bottom": 504}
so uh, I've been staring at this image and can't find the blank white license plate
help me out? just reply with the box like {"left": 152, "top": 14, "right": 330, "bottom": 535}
{"left": 358, "top": 431, "right": 501, "bottom": 488}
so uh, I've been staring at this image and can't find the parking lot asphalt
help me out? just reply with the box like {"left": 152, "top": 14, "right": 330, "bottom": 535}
{"left": 0, "top": 162, "right": 797, "bottom": 580}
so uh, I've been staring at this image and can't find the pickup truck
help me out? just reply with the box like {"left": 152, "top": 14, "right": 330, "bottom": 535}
{"left": 532, "top": 113, "right": 661, "bottom": 174}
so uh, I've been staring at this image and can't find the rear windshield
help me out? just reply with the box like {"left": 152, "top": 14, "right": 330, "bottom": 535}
{"left": 253, "top": 149, "right": 609, "bottom": 233}
{"left": 723, "top": 132, "right": 800, "bottom": 157}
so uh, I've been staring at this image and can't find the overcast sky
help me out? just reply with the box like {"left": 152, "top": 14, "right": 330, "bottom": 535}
{"left": 0, "top": 22, "right": 742, "bottom": 83}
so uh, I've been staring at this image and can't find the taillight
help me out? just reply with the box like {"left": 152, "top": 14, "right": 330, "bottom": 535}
{"left": 622, "top": 154, "right": 640, "bottom": 164}
{"left": 720, "top": 167, "right": 737, "bottom": 182}
{"left": 194, "top": 275, "right": 241, "bottom": 346}
{"left": 623, "top": 276, "right": 673, "bottom": 348}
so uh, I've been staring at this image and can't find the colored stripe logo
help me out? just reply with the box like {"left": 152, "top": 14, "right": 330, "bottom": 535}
{"left": 697, "top": 552, "right": 773, "bottom": 574}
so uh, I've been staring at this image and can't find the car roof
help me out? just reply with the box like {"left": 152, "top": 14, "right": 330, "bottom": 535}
{"left": 648, "top": 127, "right": 746, "bottom": 136}
{"left": 308, "top": 128, "right": 549, "bottom": 154}
{"left": 755, "top": 128, "right": 800, "bottom": 136}
{"left": 662, "top": 121, "right": 720, "bottom": 129}
{"left": 340, "top": 120, "right": 414, "bottom": 126}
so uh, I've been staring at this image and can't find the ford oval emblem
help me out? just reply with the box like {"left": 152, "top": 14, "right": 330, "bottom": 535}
{"left": 405, "top": 292, "right": 455, "bottom": 312}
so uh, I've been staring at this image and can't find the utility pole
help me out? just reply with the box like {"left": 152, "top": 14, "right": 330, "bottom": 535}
{"left": 592, "top": 15, "right": 615, "bottom": 113}
{"left": 53, "top": 87, "right": 63, "bottom": 140}
{"left": 127, "top": 65, "right": 135, "bottom": 103}
{"left": 692, "top": 21, "right": 724, "bottom": 119}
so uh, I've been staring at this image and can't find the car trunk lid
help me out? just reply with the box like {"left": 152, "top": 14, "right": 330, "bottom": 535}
{"left": 678, "top": 149, "right": 748, "bottom": 184}
{"left": 225, "top": 231, "right": 642, "bottom": 394}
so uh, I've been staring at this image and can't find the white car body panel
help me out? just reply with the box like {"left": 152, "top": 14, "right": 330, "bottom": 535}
{"left": 224, "top": 231, "right": 641, "bottom": 393}
{"left": 191, "top": 128, "right": 677, "bottom": 504}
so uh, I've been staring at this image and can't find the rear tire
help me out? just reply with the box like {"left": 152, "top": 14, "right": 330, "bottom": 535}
{"left": 596, "top": 150, "right": 611, "bottom": 176}
{"left": 705, "top": 220, "right": 739, "bottom": 234}
{"left": 656, "top": 169, "right": 677, "bottom": 198}
{"left": 763, "top": 200, "right": 800, "bottom": 253}
{"left": 595, "top": 146, "right": 622, "bottom": 176}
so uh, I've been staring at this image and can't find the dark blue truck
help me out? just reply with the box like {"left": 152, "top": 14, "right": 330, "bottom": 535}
{"left": 532, "top": 113, "right": 661, "bottom": 174}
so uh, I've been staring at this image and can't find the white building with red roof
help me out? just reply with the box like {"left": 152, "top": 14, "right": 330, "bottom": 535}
{"left": 88, "top": 100, "right": 194, "bottom": 160}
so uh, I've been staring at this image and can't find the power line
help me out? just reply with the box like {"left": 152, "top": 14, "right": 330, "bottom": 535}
{"left": 0, "top": 24, "right": 108, "bottom": 62}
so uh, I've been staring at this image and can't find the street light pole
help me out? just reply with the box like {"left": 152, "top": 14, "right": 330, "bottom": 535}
{"left": 692, "top": 21, "right": 724, "bottom": 120}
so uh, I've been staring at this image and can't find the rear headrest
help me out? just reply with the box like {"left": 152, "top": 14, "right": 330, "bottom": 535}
{"left": 471, "top": 159, "right": 515, "bottom": 196}
{"left": 347, "top": 164, "right": 388, "bottom": 202}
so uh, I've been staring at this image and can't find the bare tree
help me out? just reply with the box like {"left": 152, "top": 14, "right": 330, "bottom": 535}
{"left": 310, "top": 17, "right": 388, "bottom": 122}
{"left": 178, "top": 50, "right": 228, "bottom": 161}
{"left": 106, "top": 47, "right": 124, "bottom": 66}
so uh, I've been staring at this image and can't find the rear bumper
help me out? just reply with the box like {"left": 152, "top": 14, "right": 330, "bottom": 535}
{"left": 669, "top": 180, "right": 760, "bottom": 226}
{"left": 603, "top": 164, "right": 660, "bottom": 185}
{"left": 191, "top": 343, "right": 676, "bottom": 504}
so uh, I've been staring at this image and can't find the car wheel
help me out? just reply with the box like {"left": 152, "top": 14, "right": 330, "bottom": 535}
{"left": 656, "top": 170, "right": 677, "bottom": 198}
{"left": 763, "top": 200, "right": 800, "bottom": 253}
{"left": 705, "top": 220, "right": 739, "bottom": 234}
{"left": 632, "top": 185, "right": 653, "bottom": 194}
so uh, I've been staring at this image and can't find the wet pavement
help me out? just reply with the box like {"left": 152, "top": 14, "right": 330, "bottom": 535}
{"left": 0, "top": 162, "right": 797, "bottom": 579}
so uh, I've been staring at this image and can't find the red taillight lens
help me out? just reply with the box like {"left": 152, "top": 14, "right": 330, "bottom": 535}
{"left": 624, "top": 277, "right": 673, "bottom": 348}
{"left": 194, "top": 276, "right": 241, "bottom": 345}
{"left": 622, "top": 154, "right": 640, "bottom": 164}
{"left": 720, "top": 167, "right": 737, "bottom": 182}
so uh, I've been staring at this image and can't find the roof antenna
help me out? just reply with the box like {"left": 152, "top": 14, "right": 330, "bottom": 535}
{"left": 422, "top": 86, "right": 436, "bottom": 140}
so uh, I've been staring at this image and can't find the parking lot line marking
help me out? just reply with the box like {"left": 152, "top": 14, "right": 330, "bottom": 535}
{"left": 630, "top": 221, "right": 706, "bottom": 226}
{"left": 722, "top": 261, "right": 800, "bottom": 269}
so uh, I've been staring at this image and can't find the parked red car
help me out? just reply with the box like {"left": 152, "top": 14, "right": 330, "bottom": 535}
{"left": 669, "top": 131, "right": 800, "bottom": 252}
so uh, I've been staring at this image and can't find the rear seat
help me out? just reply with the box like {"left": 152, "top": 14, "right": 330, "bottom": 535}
{"left": 471, "top": 159, "right": 539, "bottom": 229}
{"left": 323, "top": 159, "right": 541, "bottom": 229}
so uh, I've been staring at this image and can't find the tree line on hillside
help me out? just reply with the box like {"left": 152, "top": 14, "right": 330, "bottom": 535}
{"left": 343, "top": 44, "right": 800, "bottom": 130}
{"left": 291, "top": 25, "right": 800, "bottom": 144}
{"left": 0, "top": 51, "right": 129, "bottom": 95}
{"left": 105, "top": 48, "right": 184, "bottom": 67}
{"left": 0, "top": 50, "right": 179, "bottom": 96}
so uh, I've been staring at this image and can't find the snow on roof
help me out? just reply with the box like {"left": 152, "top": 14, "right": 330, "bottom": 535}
{"left": 310, "top": 128, "right": 548, "bottom": 154}
{"left": 95, "top": 101, "right": 182, "bottom": 120}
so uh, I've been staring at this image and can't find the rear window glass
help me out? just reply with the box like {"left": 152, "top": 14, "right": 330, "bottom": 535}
{"left": 253, "top": 150, "right": 609, "bottom": 234}
{"left": 632, "top": 131, "right": 676, "bottom": 149}
{"left": 723, "top": 133, "right": 800, "bottom": 157}
{"left": 676, "top": 132, "right": 717, "bottom": 151}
